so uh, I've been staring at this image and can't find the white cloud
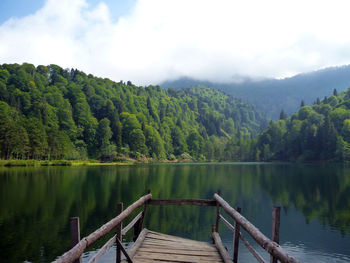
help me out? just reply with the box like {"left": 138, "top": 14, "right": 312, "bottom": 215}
{"left": 1, "top": 0, "right": 350, "bottom": 85}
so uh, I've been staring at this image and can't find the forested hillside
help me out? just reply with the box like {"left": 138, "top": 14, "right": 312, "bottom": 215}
{"left": 162, "top": 65, "right": 350, "bottom": 119}
{"left": 253, "top": 88, "right": 350, "bottom": 162}
{"left": 0, "top": 63, "right": 266, "bottom": 161}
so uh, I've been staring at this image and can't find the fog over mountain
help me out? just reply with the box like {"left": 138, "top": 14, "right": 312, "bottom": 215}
{"left": 162, "top": 65, "right": 350, "bottom": 119}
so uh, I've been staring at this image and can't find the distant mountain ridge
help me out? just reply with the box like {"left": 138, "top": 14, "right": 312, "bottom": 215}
{"left": 161, "top": 65, "right": 350, "bottom": 119}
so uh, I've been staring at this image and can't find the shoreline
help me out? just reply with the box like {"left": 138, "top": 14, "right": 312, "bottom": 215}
{"left": 0, "top": 158, "right": 191, "bottom": 167}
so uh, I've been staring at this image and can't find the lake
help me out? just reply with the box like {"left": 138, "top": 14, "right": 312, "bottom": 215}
{"left": 1, "top": 163, "right": 350, "bottom": 262}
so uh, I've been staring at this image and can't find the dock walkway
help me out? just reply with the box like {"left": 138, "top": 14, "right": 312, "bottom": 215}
{"left": 128, "top": 229, "right": 224, "bottom": 263}
{"left": 54, "top": 192, "right": 300, "bottom": 263}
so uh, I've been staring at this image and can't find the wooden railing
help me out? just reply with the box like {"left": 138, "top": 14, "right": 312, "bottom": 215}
{"left": 54, "top": 191, "right": 300, "bottom": 263}
{"left": 53, "top": 193, "right": 152, "bottom": 263}
{"left": 214, "top": 193, "right": 300, "bottom": 263}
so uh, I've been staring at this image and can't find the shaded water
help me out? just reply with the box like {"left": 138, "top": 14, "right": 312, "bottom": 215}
{"left": 0, "top": 163, "right": 350, "bottom": 262}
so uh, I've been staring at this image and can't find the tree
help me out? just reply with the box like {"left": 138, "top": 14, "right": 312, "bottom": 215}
{"left": 300, "top": 100, "right": 305, "bottom": 107}
{"left": 25, "top": 117, "right": 48, "bottom": 159}
{"left": 172, "top": 126, "right": 187, "bottom": 155}
{"left": 95, "top": 118, "right": 115, "bottom": 159}
{"left": 333, "top": 88, "right": 338, "bottom": 96}
{"left": 129, "top": 129, "right": 147, "bottom": 154}
{"left": 342, "top": 119, "right": 350, "bottom": 143}
{"left": 186, "top": 129, "right": 204, "bottom": 158}
{"left": 120, "top": 112, "right": 141, "bottom": 147}
{"left": 279, "top": 110, "right": 288, "bottom": 120}
{"left": 144, "top": 125, "right": 165, "bottom": 159}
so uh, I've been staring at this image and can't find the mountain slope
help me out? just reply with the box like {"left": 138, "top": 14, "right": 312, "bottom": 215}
{"left": 0, "top": 63, "right": 266, "bottom": 161}
{"left": 162, "top": 65, "right": 350, "bottom": 119}
{"left": 254, "top": 88, "right": 350, "bottom": 162}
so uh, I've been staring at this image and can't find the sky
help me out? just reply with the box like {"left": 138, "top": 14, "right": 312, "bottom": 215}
{"left": 1, "top": 0, "right": 350, "bottom": 85}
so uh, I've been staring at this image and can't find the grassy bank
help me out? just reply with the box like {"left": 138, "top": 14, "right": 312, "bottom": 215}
{"left": 0, "top": 159, "right": 135, "bottom": 167}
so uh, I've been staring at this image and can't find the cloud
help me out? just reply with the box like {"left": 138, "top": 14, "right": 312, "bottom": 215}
{"left": 1, "top": 0, "right": 350, "bottom": 85}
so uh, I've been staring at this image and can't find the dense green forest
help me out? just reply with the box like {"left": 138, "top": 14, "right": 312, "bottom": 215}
{"left": 0, "top": 63, "right": 266, "bottom": 161}
{"left": 252, "top": 89, "right": 350, "bottom": 162}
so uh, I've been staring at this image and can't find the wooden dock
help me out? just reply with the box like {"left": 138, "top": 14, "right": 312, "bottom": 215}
{"left": 53, "top": 191, "right": 300, "bottom": 263}
{"left": 125, "top": 229, "right": 227, "bottom": 263}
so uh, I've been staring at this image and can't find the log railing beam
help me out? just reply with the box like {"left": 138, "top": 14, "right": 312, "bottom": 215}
{"left": 54, "top": 193, "right": 152, "bottom": 263}
{"left": 214, "top": 194, "right": 299, "bottom": 263}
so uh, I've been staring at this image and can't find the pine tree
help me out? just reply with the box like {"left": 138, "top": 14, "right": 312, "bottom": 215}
{"left": 333, "top": 88, "right": 338, "bottom": 96}
{"left": 279, "top": 110, "right": 288, "bottom": 120}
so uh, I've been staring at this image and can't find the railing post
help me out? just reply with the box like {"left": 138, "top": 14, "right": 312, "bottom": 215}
{"left": 233, "top": 207, "right": 241, "bottom": 263}
{"left": 211, "top": 224, "right": 216, "bottom": 244}
{"left": 116, "top": 202, "right": 123, "bottom": 263}
{"left": 70, "top": 217, "right": 82, "bottom": 263}
{"left": 139, "top": 189, "right": 150, "bottom": 230}
{"left": 270, "top": 206, "right": 281, "bottom": 263}
{"left": 215, "top": 190, "right": 221, "bottom": 232}
{"left": 133, "top": 218, "right": 142, "bottom": 242}
{"left": 133, "top": 190, "right": 150, "bottom": 242}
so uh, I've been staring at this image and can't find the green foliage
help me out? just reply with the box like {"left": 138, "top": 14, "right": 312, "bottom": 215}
{"left": 0, "top": 63, "right": 266, "bottom": 161}
{"left": 250, "top": 88, "right": 350, "bottom": 162}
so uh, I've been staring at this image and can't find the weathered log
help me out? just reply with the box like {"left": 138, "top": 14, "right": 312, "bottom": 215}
{"left": 87, "top": 235, "right": 116, "bottom": 263}
{"left": 214, "top": 194, "right": 299, "bottom": 263}
{"left": 215, "top": 190, "right": 221, "bottom": 232}
{"left": 219, "top": 214, "right": 235, "bottom": 232}
{"left": 148, "top": 199, "right": 216, "bottom": 206}
{"left": 115, "top": 237, "right": 133, "bottom": 263}
{"left": 233, "top": 207, "right": 241, "bottom": 263}
{"left": 219, "top": 214, "right": 266, "bottom": 263}
{"left": 126, "top": 228, "right": 148, "bottom": 259}
{"left": 212, "top": 231, "right": 233, "bottom": 263}
{"left": 271, "top": 206, "right": 281, "bottom": 263}
{"left": 116, "top": 202, "right": 123, "bottom": 263}
{"left": 54, "top": 194, "right": 152, "bottom": 263}
{"left": 121, "top": 211, "right": 143, "bottom": 236}
{"left": 70, "top": 217, "right": 82, "bottom": 263}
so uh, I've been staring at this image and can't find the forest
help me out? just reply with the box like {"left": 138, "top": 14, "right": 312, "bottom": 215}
{"left": 0, "top": 63, "right": 266, "bottom": 161}
{"left": 253, "top": 89, "right": 350, "bottom": 162}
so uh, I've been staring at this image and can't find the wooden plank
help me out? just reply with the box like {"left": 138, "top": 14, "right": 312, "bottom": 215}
{"left": 138, "top": 247, "right": 221, "bottom": 257}
{"left": 133, "top": 251, "right": 222, "bottom": 262}
{"left": 54, "top": 194, "right": 152, "bottom": 263}
{"left": 121, "top": 212, "right": 143, "bottom": 236}
{"left": 146, "top": 237, "right": 208, "bottom": 247}
{"left": 212, "top": 232, "right": 233, "bottom": 263}
{"left": 142, "top": 239, "right": 216, "bottom": 250}
{"left": 127, "top": 228, "right": 149, "bottom": 259}
{"left": 148, "top": 199, "right": 216, "bottom": 206}
{"left": 147, "top": 231, "right": 213, "bottom": 245}
{"left": 145, "top": 234, "right": 212, "bottom": 246}
{"left": 141, "top": 244, "right": 218, "bottom": 252}
{"left": 133, "top": 257, "right": 221, "bottom": 263}
{"left": 87, "top": 235, "right": 116, "bottom": 263}
{"left": 136, "top": 250, "right": 222, "bottom": 260}
{"left": 214, "top": 194, "right": 299, "bottom": 263}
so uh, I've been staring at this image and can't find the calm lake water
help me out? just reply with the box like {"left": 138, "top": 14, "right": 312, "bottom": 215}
{"left": 1, "top": 163, "right": 350, "bottom": 262}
